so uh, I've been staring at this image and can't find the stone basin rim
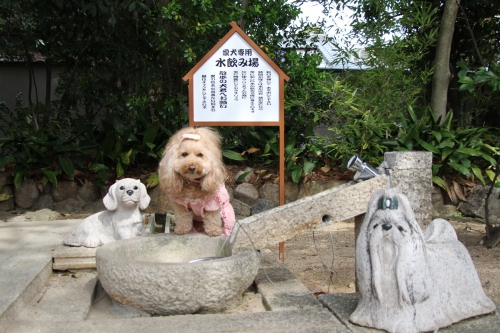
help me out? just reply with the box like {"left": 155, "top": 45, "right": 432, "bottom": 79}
{"left": 96, "top": 233, "right": 254, "bottom": 265}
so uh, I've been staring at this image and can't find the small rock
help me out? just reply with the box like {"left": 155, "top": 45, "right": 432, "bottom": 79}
{"left": 14, "top": 179, "right": 40, "bottom": 209}
{"left": 51, "top": 181, "right": 78, "bottom": 202}
{"left": 251, "top": 199, "right": 275, "bottom": 215}
{"left": 232, "top": 199, "right": 251, "bottom": 217}
{"left": 25, "top": 208, "right": 60, "bottom": 221}
{"left": 234, "top": 183, "right": 259, "bottom": 205}
{"left": 234, "top": 167, "right": 254, "bottom": 183}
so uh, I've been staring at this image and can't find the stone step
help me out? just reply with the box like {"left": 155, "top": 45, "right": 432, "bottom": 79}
{"left": 0, "top": 219, "right": 81, "bottom": 332}
{"left": 6, "top": 308, "right": 348, "bottom": 333}
{"left": 14, "top": 271, "right": 97, "bottom": 322}
{"left": 257, "top": 249, "right": 324, "bottom": 311}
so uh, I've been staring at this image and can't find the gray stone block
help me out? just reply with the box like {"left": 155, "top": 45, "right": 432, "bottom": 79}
{"left": 14, "top": 178, "right": 40, "bottom": 209}
{"left": 232, "top": 198, "right": 251, "bottom": 217}
{"left": 51, "top": 181, "right": 78, "bottom": 202}
{"left": 460, "top": 184, "right": 500, "bottom": 219}
{"left": 384, "top": 151, "right": 433, "bottom": 227}
{"left": 258, "top": 183, "right": 280, "bottom": 206}
{"left": 251, "top": 199, "right": 275, "bottom": 215}
{"left": 232, "top": 176, "right": 387, "bottom": 252}
{"left": 234, "top": 183, "right": 259, "bottom": 205}
{"left": 32, "top": 193, "right": 55, "bottom": 211}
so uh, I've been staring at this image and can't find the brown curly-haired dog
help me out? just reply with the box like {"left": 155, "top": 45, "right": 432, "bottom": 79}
{"left": 158, "top": 127, "right": 235, "bottom": 236}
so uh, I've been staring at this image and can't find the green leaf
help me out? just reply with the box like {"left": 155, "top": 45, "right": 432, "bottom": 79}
{"left": 448, "top": 162, "right": 470, "bottom": 177}
{"left": 0, "top": 156, "right": 15, "bottom": 169}
{"left": 89, "top": 163, "right": 108, "bottom": 171}
{"left": 58, "top": 157, "right": 74, "bottom": 179}
{"left": 432, "top": 176, "right": 447, "bottom": 190}
{"left": 41, "top": 168, "right": 58, "bottom": 187}
{"left": 146, "top": 172, "right": 159, "bottom": 188}
{"left": 116, "top": 162, "right": 125, "bottom": 178}
{"left": 407, "top": 105, "right": 418, "bottom": 124}
{"left": 455, "top": 147, "right": 479, "bottom": 156}
{"left": 486, "top": 169, "right": 496, "bottom": 182}
{"left": 471, "top": 167, "right": 485, "bottom": 185}
{"left": 291, "top": 166, "right": 302, "bottom": 183}
{"left": 431, "top": 131, "right": 442, "bottom": 142}
{"left": 143, "top": 120, "right": 160, "bottom": 144}
{"left": 14, "top": 172, "right": 24, "bottom": 189}
{"left": 303, "top": 160, "right": 315, "bottom": 175}
{"left": 476, "top": 151, "right": 497, "bottom": 166}
{"left": 222, "top": 150, "right": 245, "bottom": 161}
{"left": 0, "top": 193, "right": 13, "bottom": 201}
{"left": 458, "top": 75, "right": 473, "bottom": 84}
{"left": 416, "top": 138, "right": 440, "bottom": 154}
{"left": 121, "top": 149, "right": 133, "bottom": 165}
{"left": 432, "top": 163, "right": 442, "bottom": 175}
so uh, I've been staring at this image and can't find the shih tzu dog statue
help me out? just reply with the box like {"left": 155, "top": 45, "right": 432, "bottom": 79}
{"left": 350, "top": 188, "right": 496, "bottom": 333}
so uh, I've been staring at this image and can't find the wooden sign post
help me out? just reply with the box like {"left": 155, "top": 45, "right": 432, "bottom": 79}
{"left": 182, "top": 21, "right": 289, "bottom": 261}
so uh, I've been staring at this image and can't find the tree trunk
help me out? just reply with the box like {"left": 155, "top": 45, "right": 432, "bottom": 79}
{"left": 44, "top": 56, "right": 52, "bottom": 128}
{"left": 239, "top": 0, "right": 249, "bottom": 31}
{"left": 429, "top": 0, "right": 460, "bottom": 124}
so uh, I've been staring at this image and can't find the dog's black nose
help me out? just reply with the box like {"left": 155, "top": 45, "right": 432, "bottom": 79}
{"left": 188, "top": 165, "right": 196, "bottom": 173}
{"left": 382, "top": 223, "right": 392, "bottom": 231}
{"left": 126, "top": 190, "right": 134, "bottom": 196}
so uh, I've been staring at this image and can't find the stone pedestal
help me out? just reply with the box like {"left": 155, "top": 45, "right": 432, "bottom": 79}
{"left": 384, "top": 151, "right": 433, "bottom": 227}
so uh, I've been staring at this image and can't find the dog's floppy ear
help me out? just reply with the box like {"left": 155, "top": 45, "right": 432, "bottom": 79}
{"left": 103, "top": 182, "right": 119, "bottom": 211}
{"left": 196, "top": 127, "right": 225, "bottom": 192}
{"left": 138, "top": 181, "right": 151, "bottom": 210}
{"left": 158, "top": 138, "right": 184, "bottom": 193}
{"left": 201, "top": 159, "right": 226, "bottom": 193}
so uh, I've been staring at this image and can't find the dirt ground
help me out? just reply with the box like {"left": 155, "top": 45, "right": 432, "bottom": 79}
{"left": 275, "top": 218, "right": 500, "bottom": 303}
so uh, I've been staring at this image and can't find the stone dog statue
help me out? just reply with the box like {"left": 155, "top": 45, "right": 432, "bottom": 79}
{"left": 64, "top": 178, "right": 151, "bottom": 248}
{"left": 350, "top": 188, "right": 496, "bottom": 333}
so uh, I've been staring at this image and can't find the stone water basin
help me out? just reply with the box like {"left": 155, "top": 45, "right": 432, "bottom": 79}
{"left": 96, "top": 233, "right": 259, "bottom": 315}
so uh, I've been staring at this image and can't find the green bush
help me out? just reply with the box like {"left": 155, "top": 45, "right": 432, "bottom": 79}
{"left": 385, "top": 106, "right": 499, "bottom": 188}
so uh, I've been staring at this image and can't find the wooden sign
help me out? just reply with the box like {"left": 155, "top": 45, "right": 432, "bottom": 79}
{"left": 183, "top": 21, "right": 289, "bottom": 126}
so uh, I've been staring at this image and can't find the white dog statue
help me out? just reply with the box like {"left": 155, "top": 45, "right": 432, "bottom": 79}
{"left": 350, "top": 188, "right": 496, "bottom": 333}
{"left": 64, "top": 178, "right": 151, "bottom": 248}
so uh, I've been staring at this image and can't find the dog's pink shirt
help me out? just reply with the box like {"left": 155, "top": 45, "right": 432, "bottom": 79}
{"left": 168, "top": 184, "right": 235, "bottom": 236}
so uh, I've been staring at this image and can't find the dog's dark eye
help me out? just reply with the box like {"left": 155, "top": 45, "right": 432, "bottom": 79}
{"left": 197, "top": 153, "right": 203, "bottom": 157}
{"left": 182, "top": 152, "right": 188, "bottom": 157}
{"left": 119, "top": 186, "right": 125, "bottom": 190}
{"left": 133, "top": 186, "right": 138, "bottom": 190}
{"left": 398, "top": 226, "right": 404, "bottom": 232}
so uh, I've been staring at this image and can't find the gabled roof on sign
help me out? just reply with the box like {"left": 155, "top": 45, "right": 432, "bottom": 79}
{"left": 182, "top": 21, "right": 290, "bottom": 82}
